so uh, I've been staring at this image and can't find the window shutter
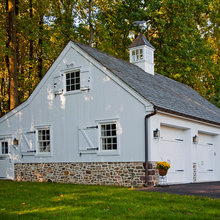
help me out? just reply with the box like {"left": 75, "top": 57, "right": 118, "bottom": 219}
{"left": 80, "top": 71, "right": 91, "bottom": 91}
{"left": 21, "top": 131, "right": 36, "bottom": 153}
{"left": 78, "top": 124, "right": 98, "bottom": 152}
{"left": 53, "top": 74, "right": 64, "bottom": 95}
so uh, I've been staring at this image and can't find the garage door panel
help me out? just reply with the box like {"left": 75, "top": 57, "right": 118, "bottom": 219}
{"left": 198, "top": 145, "right": 213, "bottom": 171}
{"left": 161, "top": 126, "right": 184, "bottom": 140}
{"left": 197, "top": 133, "right": 215, "bottom": 182}
{"left": 159, "top": 126, "right": 187, "bottom": 184}
{"left": 160, "top": 139, "right": 185, "bottom": 183}
{"left": 199, "top": 133, "right": 214, "bottom": 144}
{"left": 160, "top": 142, "right": 183, "bottom": 170}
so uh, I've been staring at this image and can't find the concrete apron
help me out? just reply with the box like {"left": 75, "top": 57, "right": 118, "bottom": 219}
{"left": 137, "top": 181, "right": 220, "bottom": 199}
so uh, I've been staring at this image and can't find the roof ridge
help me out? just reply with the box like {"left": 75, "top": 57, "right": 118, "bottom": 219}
{"left": 73, "top": 40, "right": 156, "bottom": 76}
{"left": 72, "top": 40, "right": 134, "bottom": 66}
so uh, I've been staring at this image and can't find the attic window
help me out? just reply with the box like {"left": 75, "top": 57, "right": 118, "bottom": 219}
{"left": 66, "top": 71, "right": 80, "bottom": 92}
{"left": 132, "top": 49, "right": 143, "bottom": 62}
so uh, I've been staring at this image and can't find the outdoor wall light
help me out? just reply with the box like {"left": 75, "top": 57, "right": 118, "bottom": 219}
{"left": 153, "top": 129, "right": 160, "bottom": 138}
{"left": 13, "top": 138, "right": 19, "bottom": 146}
{"left": 193, "top": 135, "right": 198, "bottom": 143}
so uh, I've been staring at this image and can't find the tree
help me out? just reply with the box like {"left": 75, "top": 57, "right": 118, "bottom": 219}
{"left": 0, "top": 0, "right": 219, "bottom": 118}
{"left": 141, "top": 0, "right": 219, "bottom": 106}
{"left": 8, "top": 0, "right": 18, "bottom": 110}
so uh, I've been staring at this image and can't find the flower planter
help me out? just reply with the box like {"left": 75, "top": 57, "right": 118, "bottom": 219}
{"left": 158, "top": 169, "right": 168, "bottom": 176}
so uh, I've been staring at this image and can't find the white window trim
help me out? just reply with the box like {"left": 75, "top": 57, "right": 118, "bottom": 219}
{"left": 130, "top": 46, "right": 154, "bottom": 64}
{"left": 0, "top": 140, "right": 10, "bottom": 156}
{"left": 96, "top": 119, "right": 120, "bottom": 156}
{"left": 131, "top": 49, "right": 144, "bottom": 62}
{"left": 63, "top": 68, "right": 82, "bottom": 95}
{"left": 35, "top": 125, "right": 52, "bottom": 157}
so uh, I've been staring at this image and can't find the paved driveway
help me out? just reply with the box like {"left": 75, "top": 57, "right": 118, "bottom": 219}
{"left": 139, "top": 182, "right": 220, "bottom": 199}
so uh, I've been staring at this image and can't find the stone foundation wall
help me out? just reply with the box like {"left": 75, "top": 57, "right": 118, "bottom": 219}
{"left": 193, "top": 163, "right": 196, "bottom": 182}
{"left": 148, "top": 161, "right": 159, "bottom": 186}
{"left": 14, "top": 162, "right": 146, "bottom": 187}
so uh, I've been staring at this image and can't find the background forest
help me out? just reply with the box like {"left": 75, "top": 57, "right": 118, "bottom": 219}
{"left": 0, "top": 0, "right": 219, "bottom": 117}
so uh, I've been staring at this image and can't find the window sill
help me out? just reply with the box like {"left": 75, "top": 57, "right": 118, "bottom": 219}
{"left": 21, "top": 152, "right": 36, "bottom": 157}
{"left": 132, "top": 60, "right": 153, "bottom": 65}
{"left": 132, "top": 59, "right": 144, "bottom": 63}
{"left": 97, "top": 151, "right": 120, "bottom": 156}
{"left": 0, "top": 154, "right": 9, "bottom": 158}
{"left": 35, "top": 153, "right": 52, "bottom": 158}
{"left": 63, "top": 90, "right": 82, "bottom": 96}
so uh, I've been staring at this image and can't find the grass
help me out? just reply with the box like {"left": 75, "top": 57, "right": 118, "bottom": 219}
{"left": 0, "top": 181, "right": 219, "bottom": 219}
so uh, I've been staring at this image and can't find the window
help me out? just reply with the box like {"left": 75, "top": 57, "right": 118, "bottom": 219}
{"left": 146, "top": 49, "right": 153, "bottom": 63}
{"left": 66, "top": 71, "right": 80, "bottom": 92}
{"left": 101, "top": 123, "right": 117, "bottom": 150}
{"left": 139, "top": 49, "right": 143, "bottom": 60}
{"left": 132, "top": 49, "right": 143, "bottom": 62}
{"left": 2, "top": 142, "right": 8, "bottom": 154}
{"left": 37, "top": 128, "right": 50, "bottom": 153}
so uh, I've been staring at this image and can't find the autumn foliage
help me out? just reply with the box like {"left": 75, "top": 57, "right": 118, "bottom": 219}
{"left": 0, "top": 0, "right": 219, "bottom": 117}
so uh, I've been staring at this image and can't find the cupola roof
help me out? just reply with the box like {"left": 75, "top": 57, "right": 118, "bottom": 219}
{"left": 128, "top": 34, "right": 155, "bottom": 50}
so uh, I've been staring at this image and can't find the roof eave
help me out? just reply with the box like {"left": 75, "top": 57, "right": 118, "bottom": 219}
{"left": 156, "top": 106, "right": 220, "bottom": 127}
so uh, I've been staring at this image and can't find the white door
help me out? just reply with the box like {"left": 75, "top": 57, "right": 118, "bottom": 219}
{"left": 0, "top": 139, "right": 14, "bottom": 179}
{"left": 197, "top": 133, "right": 215, "bottom": 182}
{"left": 159, "top": 126, "right": 187, "bottom": 184}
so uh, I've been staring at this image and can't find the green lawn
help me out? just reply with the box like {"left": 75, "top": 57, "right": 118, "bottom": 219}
{"left": 0, "top": 181, "right": 219, "bottom": 219}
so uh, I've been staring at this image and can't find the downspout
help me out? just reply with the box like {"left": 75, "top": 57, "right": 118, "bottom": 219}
{"left": 145, "top": 107, "right": 157, "bottom": 186}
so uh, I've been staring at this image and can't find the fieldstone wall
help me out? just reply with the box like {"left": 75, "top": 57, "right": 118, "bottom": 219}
{"left": 14, "top": 162, "right": 146, "bottom": 187}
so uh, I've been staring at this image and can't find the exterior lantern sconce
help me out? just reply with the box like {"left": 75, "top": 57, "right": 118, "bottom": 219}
{"left": 193, "top": 135, "right": 198, "bottom": 144}
{"left": 153, "top": 129, "right": 160, "bottom": 138}
{"left": 13, "top": 138, "right": 19, "bottom": 146}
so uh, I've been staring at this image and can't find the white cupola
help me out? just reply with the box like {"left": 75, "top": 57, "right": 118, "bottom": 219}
{"left": 128, "top": 34, "right": 155, "bottom": 75}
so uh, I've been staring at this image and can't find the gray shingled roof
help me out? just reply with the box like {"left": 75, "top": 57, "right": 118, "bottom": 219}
{"left": 74, "top": 41, "right": 220, "bottom": 125}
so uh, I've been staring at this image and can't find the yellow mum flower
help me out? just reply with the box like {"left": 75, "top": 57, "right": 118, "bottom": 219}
{"left": 156, "top": 161, "right": 171, "bottom": 170}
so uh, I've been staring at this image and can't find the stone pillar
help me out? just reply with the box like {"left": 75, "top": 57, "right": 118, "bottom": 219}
{"left": 148, "top": 161, "right": 159, "bottom": 186}
{"left": 193, "top": 163, "right": 197, "bottom": 182}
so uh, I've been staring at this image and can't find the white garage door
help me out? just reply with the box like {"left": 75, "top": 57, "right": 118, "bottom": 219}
{"left": 159, "top": 126, "right": 187, "bottom": 184}
{"left": 197, "top": 133, "right": 215, "bottom": 182}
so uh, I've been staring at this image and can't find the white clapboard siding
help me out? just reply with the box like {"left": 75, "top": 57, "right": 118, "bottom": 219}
{"left": 53, "top": 74, "right": 64, "bottom": 95}
{"left": 80, "top": 71, "right": 91, "bottom": 91}
{"left": 20, "top": 131, "right": 36, "bottom": 153}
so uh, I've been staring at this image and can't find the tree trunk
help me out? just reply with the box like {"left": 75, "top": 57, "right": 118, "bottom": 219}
{"left": 88, "top": 0, "right": 93, "bottom": 46}
{"left": 29, "top": 0, "right": 33, "bottom": 95}
{"left": 5, "top": 0, "right": 10, "bottom": 114}
{"left": 8, "top": 0, "right": 18, "bottom": 110}
{"left": 37, "top": 14, "right": 43, "bottom": 79}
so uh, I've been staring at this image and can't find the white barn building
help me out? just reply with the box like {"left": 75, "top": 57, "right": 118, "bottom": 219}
{"left": 0, "top": 35, "right": 220, "bottom": 187}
